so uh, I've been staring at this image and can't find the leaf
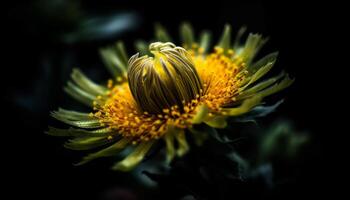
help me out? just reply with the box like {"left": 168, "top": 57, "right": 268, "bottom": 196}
{"left": 227, "top": 152, "right": 250, "bottom": 180}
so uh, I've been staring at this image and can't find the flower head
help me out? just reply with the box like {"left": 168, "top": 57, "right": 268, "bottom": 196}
{"left": 48, "top": 23, "right": 293, "bottom": 171}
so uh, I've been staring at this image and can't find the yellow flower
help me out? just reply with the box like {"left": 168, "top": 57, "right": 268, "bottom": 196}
{"left": 47, "top": 23, "right": 293, "bottom": 171}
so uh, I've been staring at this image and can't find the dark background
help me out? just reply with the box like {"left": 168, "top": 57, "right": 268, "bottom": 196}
{"left": 4, "top": 0, "right": 336, "bottom": 199}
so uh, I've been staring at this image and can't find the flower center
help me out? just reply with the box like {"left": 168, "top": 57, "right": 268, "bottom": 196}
{"left": 127, "top": 42, "right": 203, "bottom": 114}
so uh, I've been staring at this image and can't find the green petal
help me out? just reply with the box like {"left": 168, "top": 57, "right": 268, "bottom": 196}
{"left": 100, "top": 45, "right": 127, "bottom": 78}
{"left": 175, "top": 129, "right": 189, "bottom": 156}
{"left": 256, "top": 75, "right": 294, "bottom": 98}
{"left": 115, "top": 41, "right": 129, "bottom": 69}
{"left": 191, "top": 104, "right": 209, "bottom": 124}
{"left": 71, "top": 68, "right": 107, "bottom": 96}
{"left": 248, "top": 52, "right": 278, "bottom": 76}
{"left": 204, "top": 116, "right": 228, "bottom": 128}
{"left": 239, "top": 59, "right": 274, "bottom": 91}
{"left": 218, "top": 24, "right": 232, "bottom": 51}
{"left": 199, "top": 31, "right": 211, "bottom": 53}
{"left": 64, "top": 81, "right": 95, "bottom": 107}
{"left": 155, "top": 23, "right": 172, "bottom": 42}
{"left": 75, "top": 138, "right": 130, "bottom": 165}
{"left": 233, "top": 26, "right": 247, "bottom": 49}
{"left": 135, "top": 40, "right": 149, "bottom": 56}
{"left": 112, "top": 140, "right": 154, "bottom": 171}
{"left": 64, "top": 136, "right": 112, "bottom": 150}
{"left": 52, "top": 108, "right": 91, "bottom": 121}
{"left": 240, "top": 33, "right": 268, "bottom": 65}
{"left": 46, "top": 126, "right": 112, "bottom": 137}
{"left": 222, "top": 96, "right": 262, "bottom": 116}
{"left": 163, "top": 126, "right": 176, "bottom": 163}
{"left": 237, "top": 71, "right": 285, "bottom": 101}
{"left": 180, "top": 22, "right": 194, "bottom": 48}
{"left": 51, "top": 112, "right": 101, "bottom": 129}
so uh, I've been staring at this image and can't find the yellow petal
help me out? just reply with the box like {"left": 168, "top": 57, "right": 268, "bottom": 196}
{"left": 191, "top": 104, "right": 209, "bottom": 124}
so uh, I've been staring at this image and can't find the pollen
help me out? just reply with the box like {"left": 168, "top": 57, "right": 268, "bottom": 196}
{"left": 191, "top": 46, "right": 246, "bottom": 112}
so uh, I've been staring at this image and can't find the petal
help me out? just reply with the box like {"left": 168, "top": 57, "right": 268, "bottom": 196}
{"left": 51, "top": 111, "right": 101, "bottom": 129}
{"left": 115, "top": 41, "right": 129, "bottom": 69}
{"left": 199, "top": 31, "right": 211, "bottom": 53}
{"left": 46, "top": 126, "right": 112, "bottom": 137}
{"left": 100, "top": 44, "right": 127, "bottom": 77}
{"left": 163, "top": 127, "right": 176, "bottom": 163}
{"left": 112, "top": 140, "right": 155, "bottom": 171}
{"left": 64, "top": 81, "right": 96, "bottom": 107}
{"left": 175, "top": 129, "right": 189, "bottom": 156}
{"left": 75, "top": 138, "right": 130, "bottom": 165}
{"left": 248, "top": 52, "right": 278, "bottom": 75}
{"left": 204, "top": 116, "right": 228, "bottom": 128}
{"left": 135, "top": 40, "right": 149, "bottom": 56}
{"left": 222, "top": 96, "right": 262, "bottom": 116}
{"left": 52, "top": 108, "right": 91, "bottom": 121}
{"left": 255, "top": 75, "right": 294, "bottom": 98}
{"left": 191, "top": 104, "right": 209, "bottom": 124}
{"left": 239, "top": 33, "right": 268, "bottom": 65}
{"left": 239, "top": 60, "right": 274, "bottom": 91}
{"left": 180, "top": 22, "right": 195, "bottom": 48}
{"left": 237, "top": 71, "right": 285, "bottom": 100}
{"left": 218, "top": 24, "right": 232, "bottom": 51}
{"left": 64, "top": 136, "right": 113, "bottom": 150}
{"left": 233, "top": 26, "right": 247, "bottom": 49}
{"left": 155, "top": 23, "right": 172, "bottom": 42}
{"left": 71, "top": 68, "right": 107, "bottom": 96}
